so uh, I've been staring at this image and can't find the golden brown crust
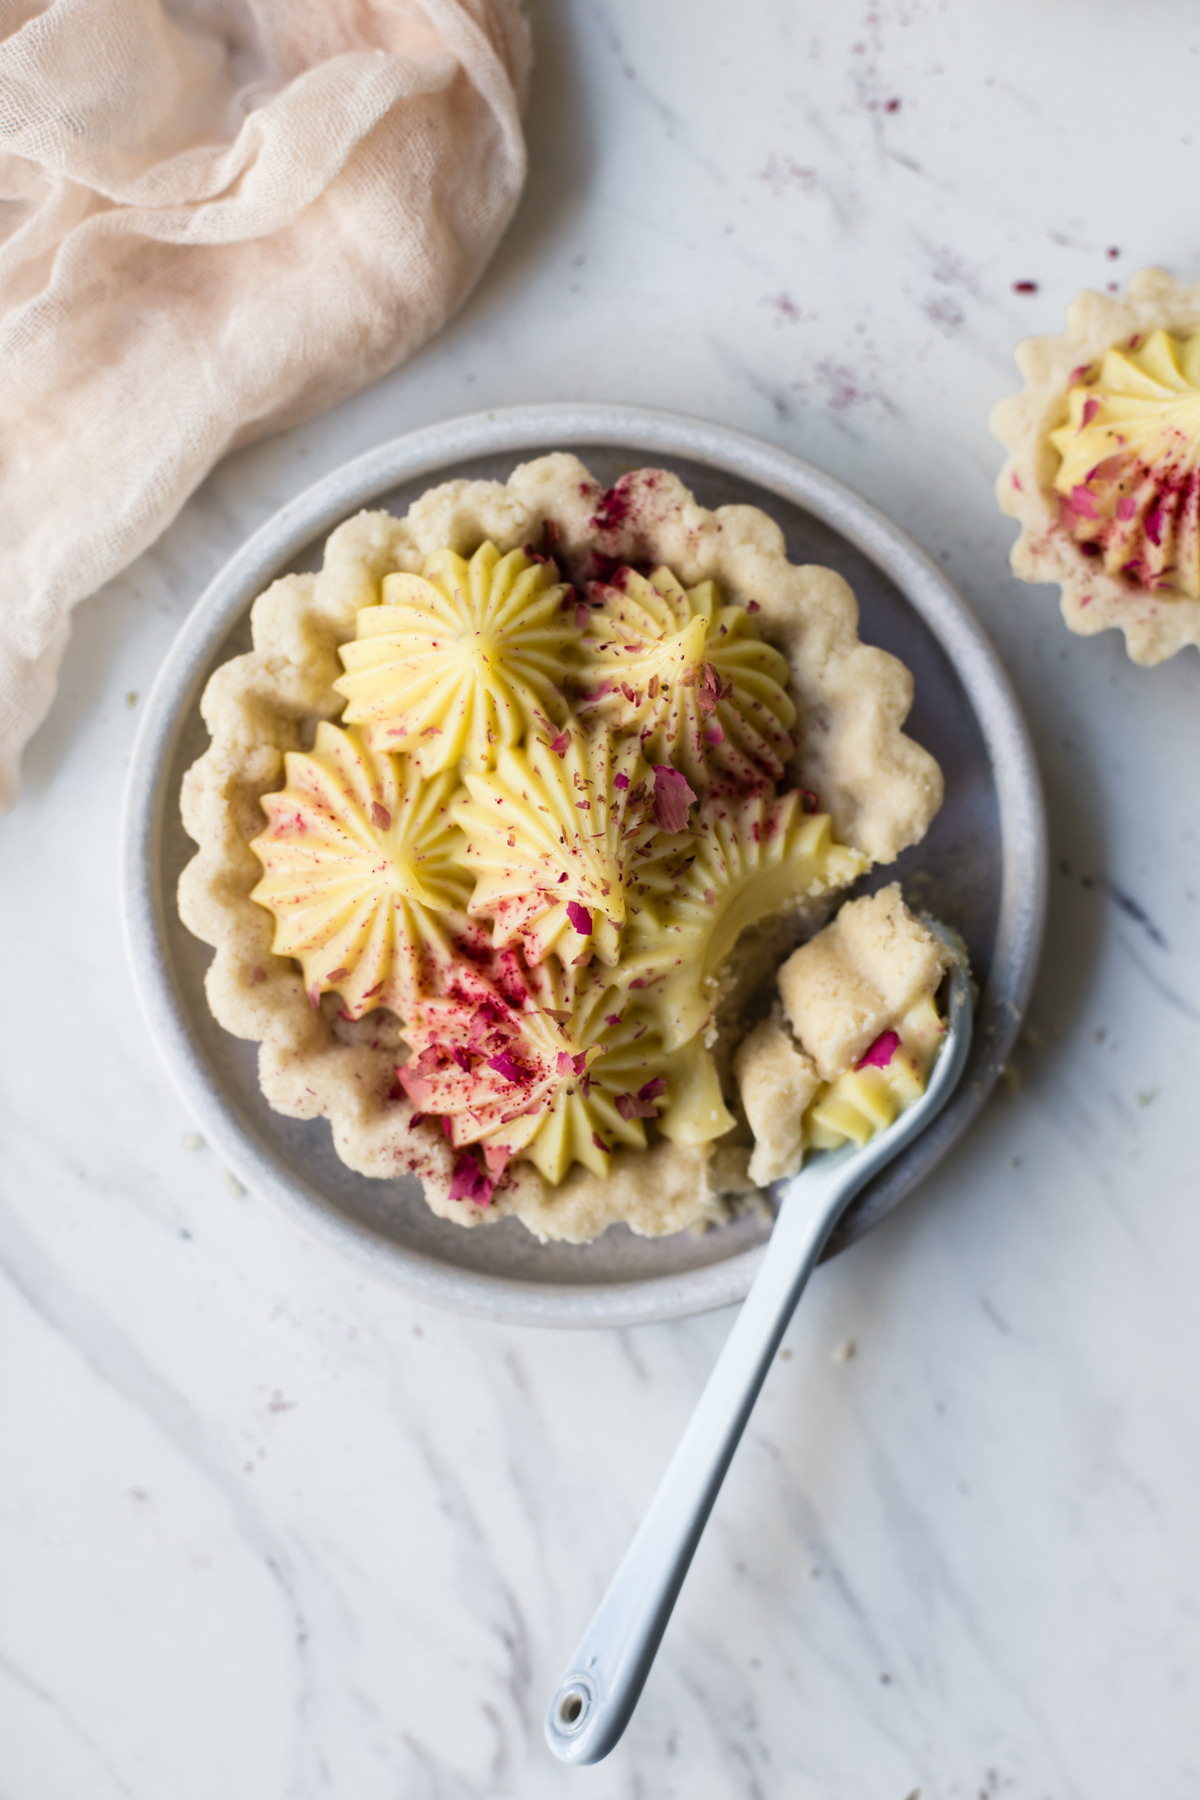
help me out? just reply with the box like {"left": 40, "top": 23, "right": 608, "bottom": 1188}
{"left": 178, "top": 455, "right": 943, "bottom": 1242}
{"left": 992, "top": 266, "right": 1200, "bottom": 665}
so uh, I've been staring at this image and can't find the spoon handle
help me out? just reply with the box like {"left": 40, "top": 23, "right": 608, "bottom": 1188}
{"left": 544, "top": 1144, "right": 863, "bottom": 1767}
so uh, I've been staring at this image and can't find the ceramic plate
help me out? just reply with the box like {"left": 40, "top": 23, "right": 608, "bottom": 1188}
{"left": 121, "top": 404, "right": 1046, "bottom": 1327}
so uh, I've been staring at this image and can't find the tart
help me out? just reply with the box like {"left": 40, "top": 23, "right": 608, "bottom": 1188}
{"left": 993, "top": 266, "right": 1200, "bottom": 664}
{"left": 179, "top": 455, "right": 946, "bottom": 1243}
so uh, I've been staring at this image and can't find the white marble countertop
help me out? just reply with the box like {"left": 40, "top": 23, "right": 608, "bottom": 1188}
{"left": 4, "top": 3, "right": 1200, "bottom": 1795}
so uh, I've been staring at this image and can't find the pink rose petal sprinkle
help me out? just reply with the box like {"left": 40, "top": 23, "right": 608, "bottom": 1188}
{"left": 566, "top": 901, "right": 593, "bottom": 935}
{"left": 650, "top": 764, "right": 698, "bottom": 833}
{"left": 487, "top": 1051, "right": 524, "bottom": 1083}
{"left": 616, "top": 1092, "right": 656, "bottom": 1120}
{"left": 549, "top": 730, "right": 571, "bottom": 756}
{"left": 1081, "top": 398, "right": 1099, "bottom": 428}
{"left": 856, "top": 1030, "right": 900, "bottom": 1071}
{"left": 614, "top": 772, "right": 630, "bottom": 790}
{"left": 448, "top": 1150, "right": 494, "bottom": 1208}
{"left": 1116, "top": 496, "right": 1137, "bottom": 521}
{"left": 1069, "top": 485, "right": 1099, "bottom": 520}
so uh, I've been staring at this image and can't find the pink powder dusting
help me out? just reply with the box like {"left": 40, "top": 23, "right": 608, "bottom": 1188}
{"left": 591, "top": 481, "right": 634, "bottom": 533}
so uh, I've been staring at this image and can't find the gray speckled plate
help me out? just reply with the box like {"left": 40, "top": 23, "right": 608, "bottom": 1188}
{"left": 121, "top": 404, "right": 1046, "bottom": 1327}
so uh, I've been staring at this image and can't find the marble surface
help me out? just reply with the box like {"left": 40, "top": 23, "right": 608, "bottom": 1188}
{"left": 3, "top": 1, "right": 1200, "bottom": 1794}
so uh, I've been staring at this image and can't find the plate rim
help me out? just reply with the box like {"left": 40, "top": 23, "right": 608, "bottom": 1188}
{"left": 120, "top": 402, "right": 1047, "bottom": 1328}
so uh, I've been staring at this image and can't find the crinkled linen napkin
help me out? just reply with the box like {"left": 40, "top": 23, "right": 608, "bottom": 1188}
{"left": 0, "top": 0, "right": 530, "bottom": 811}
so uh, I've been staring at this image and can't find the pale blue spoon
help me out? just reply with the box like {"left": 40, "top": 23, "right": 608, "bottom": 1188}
{"left": 545, "top": 927, "right": 973, "bottom": 1765}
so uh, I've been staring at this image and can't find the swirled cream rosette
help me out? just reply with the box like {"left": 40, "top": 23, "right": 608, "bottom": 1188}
{"left": 180, "top": 456, "right": 945, "bottom": 1243}
{"left": 993, "top": 266, "right": 1200, "bottom": 664}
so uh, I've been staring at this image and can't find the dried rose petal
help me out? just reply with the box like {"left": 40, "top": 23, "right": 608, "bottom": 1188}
{"left": 615, "top": 1091, "right": 657, "bottom": 1120}
{"left": 488, "top": 1051, "right": 525, "bottom": 1083}
{"left": 856, "top": 1030, "right": 900, "bottom": 1071}
{"left": 448, "top": 1149, "right": 494, "bottom": 1207}
{"left": 566, "top": 901, "right": 593, "bottom": 936}
{"left": 650, "top": 764, "right": 698, "bottom": 833}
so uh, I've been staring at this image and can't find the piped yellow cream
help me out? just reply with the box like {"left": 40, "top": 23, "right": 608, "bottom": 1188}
{"left": 1051, "top": 328, "right": 1200, "bottom": 599}
{"left": 251, "top": 549, "right": 875, "bottom": 1200}
{"left": 335, "top": 542, "right": 577, "bottom": 772}
{"left": 578, "top": 566, "right": 796, "bottom": 788}
{"left": 249, "top": 723, "right": 469, "bottom": 1018}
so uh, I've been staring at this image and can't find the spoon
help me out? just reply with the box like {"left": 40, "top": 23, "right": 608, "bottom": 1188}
{"left": 544, "top": 925, "right": 973, "bottom": 1765}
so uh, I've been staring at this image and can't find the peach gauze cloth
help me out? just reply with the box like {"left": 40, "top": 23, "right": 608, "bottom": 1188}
{"left": 0, "top": 0, "right": 530, "bottom": 811}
